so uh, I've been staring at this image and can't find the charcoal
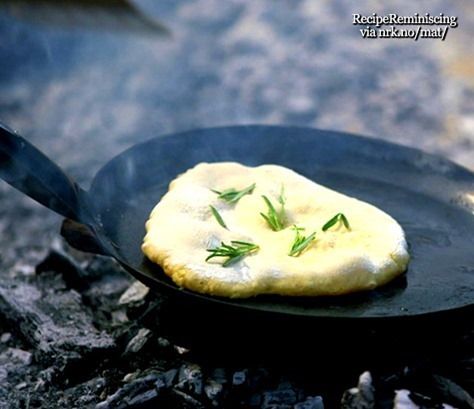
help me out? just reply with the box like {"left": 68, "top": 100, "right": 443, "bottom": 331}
{"left": 204, "top": 368, "right": 228, "bottom": 406}
{"left": 232, "top": 369, "right": 248, "bottom": 386}
{"left": 204, "top": 379, "right": 224, "bottom": 406}
{"left": 408, "top": 391, "right": 447, "bottom": 408}
{"left": 211, "top": 368, "right": 228, "bottom": 385}
{"left": 155, "top": 368, "right": 178, "bottom": 389}
{"left": 294, "top": 396, "right": 325, "bottom": 409}
{"left": 0, "top": 280, "right": 115, "bottom": 364}
{"left": 36, "top": 248, "right": 88, "bottom": 290}
{"left": 85, "top": 255, "right": 127, "bottom": 279}
{"left": 0, "top": 367, "right": 7, "bottom": 383}
{"left": 431, "top": 374, "right": 474, "bottom": 408}
{"left": 0, "top": 347, "right": 33, "bottom": 365}
{"left": 122, "top": 328, "right": 152, "bottom": 355}
{"left": 127, "top": 388, "right": 159, "bottom": 407}
{"left": 171, "top": 389, "right": 205, "bottom": 408}
{"left": 176, "top": 363, "right": 204, "bottom": 396}
{"left": 341, "top": 371, "right": 374, "bottom": 409}
{"left": 174, "top": 345, "right": 191, "bottom": 355}
{"left": 96, "top": 372, "right": 164, "bottom": 409}
{"left": 393, "top": 390, "right": 420, "bottom": 409}
{"left": 157, "top": 337, "right": 171, "bottom": 349}
{"left": 10, "top": 246, "right": 50, "bottom": 279}
{"left": 262, "top": 388, "right": 298, "bottom": 406}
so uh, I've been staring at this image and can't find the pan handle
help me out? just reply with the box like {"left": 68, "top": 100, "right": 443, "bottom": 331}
{"left": 0, "top": 122, "right": 93, "bottom": 223}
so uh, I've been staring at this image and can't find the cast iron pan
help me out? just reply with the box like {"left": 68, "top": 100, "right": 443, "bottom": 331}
{"left": 1, "top": 123, "right": 473, "bottom": 322}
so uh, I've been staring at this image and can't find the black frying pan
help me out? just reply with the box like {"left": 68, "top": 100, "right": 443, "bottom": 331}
{"left": 1, "top": 123, "right": 473, "bottom": 323}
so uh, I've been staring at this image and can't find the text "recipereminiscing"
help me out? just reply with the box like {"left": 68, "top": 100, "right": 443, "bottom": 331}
{"left": 353, "top": 13, "right": 458, "bottom": 41}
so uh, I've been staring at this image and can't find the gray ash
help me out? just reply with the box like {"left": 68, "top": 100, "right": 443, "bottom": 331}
{"left": 0, "top": 240, "right": 472, "bottom": 409}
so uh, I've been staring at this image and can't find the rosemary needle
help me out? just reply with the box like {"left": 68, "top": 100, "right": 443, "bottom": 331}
{"left": 206, "top": 240, "right": 260, "bottom": 267}
{"left": 212, "top": 183, "right": 256, "bottom": 204}
{"left": 260, "top": 190, "right": 286, "bottom": 231}
{"left": 209, "top": 205, "right": 227, "bottom": 229}
{"left": 322, "top": 213, "right": 351, "bottom": 232}
{"left": 288, "top": 225, "right": 316, "bottom": 257}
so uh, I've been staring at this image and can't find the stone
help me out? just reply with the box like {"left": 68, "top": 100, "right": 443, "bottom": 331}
{"left": 118, "top": 281, "right": 149, "bottom": 305}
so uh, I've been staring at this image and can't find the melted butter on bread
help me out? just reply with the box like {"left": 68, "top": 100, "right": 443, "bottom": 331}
{"left": 142, "top": 162, "right": 409, "bottom": 298}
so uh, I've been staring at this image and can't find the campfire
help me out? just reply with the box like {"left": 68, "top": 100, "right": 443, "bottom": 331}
{"left": 0, "top": 231, "right": 472, "bottom": 407}
{"left": 0, "top": 1, "right": 473, "bottom": 408}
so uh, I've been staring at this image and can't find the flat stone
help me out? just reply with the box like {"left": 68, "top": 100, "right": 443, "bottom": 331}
{"left": 118, "top": 281, "right": 149, "bottom": 305}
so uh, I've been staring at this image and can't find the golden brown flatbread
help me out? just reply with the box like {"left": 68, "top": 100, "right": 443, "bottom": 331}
{"left": 142, "top": 162, "right": 409, "bottom": 298}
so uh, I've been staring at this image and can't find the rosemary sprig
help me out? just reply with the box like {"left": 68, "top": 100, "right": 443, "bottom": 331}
{"left": 260, "top": 186, "right": 286, "bottom": 231}
{"left": 322, "top": 213, "right": 350, "bottom": 232}
{"left": 206, "top": 240, "right": 259, "bottom": 267}
{"left": 212, "top": 183, "right": 256, "bottom": 204}
{"left": 288, "top": 225, "right": 316, "bottom": 257}
{"left": 209, "top": 205, "right": 227, "bottom": 229}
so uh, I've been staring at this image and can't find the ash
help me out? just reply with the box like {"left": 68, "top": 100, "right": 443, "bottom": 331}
{"left": 0, "top": 237, "right": 472, "bottom": 409}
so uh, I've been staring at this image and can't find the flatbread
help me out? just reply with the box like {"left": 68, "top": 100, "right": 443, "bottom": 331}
{"left": 142, "top": 162, "right": 409, "bottom": 298}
